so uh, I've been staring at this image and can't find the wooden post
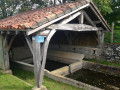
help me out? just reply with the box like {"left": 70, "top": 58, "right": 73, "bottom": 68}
{"left": 2, "top": 34, "right": 10, "bottom": 71}
{"left": 111, "top": 22, "right": 114, "bottom": 43}
{"left": 79, "top": 11, "right": 84, "bottom": 24}
{"left": 32, "top": 35, "right": 45, "bottom": 88}
{"left": 0, "top": 34, "right": 5, "bottom": 69}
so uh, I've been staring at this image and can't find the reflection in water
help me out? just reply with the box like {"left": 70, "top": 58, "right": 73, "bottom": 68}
{"left": 66, "top": 69, "right": 120, "bottom": 90}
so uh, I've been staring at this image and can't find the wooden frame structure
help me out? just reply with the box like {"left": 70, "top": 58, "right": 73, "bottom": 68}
{"left": 0, "top": 1, "right": 111, "bottom": 89}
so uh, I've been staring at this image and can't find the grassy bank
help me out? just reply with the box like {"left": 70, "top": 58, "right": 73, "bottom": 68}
{"left": 11, "top": 67, "right": 82, "bottom": 90}
{"left": 84, "top": 59, "right": 120, "bottom": 67}
{"left": 0, "top": 69, "right": 32, "bottom": 90}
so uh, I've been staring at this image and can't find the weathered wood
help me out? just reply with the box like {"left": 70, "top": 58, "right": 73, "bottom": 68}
{"left": 94, "top": 20, "right": 101, "bottom": 24}
{"left": 2, "top": 34, "right": 10, "bottom": 70}
{"left": 79, "top": 11, "right": 84, "bottom": 24}
{"left": 83, "top": 11, "right": 96, "bottom": 26}
{"left": 111, "top": 22, "right": 114, "bottom": 43}
{"left": 7, "top": 35, "right": 16, "bottom": 51}
{"left": 24, "top": 34, "right": 33, "bottom": 54}
{"left": 27, "top": 4, "right": 90, "bottom": 35}
{"left": 48, "top": 24, "right": 103, "bottom": 31}
{"left": 0, "top": 34, "right": 5, "bottom": 69}
{"left": 39, "top": 30, "right": 50, "bottom": 36}
{"left": 60, "top": 11, "right": 81, "bottom": 24}
{"left": 33, "top": 8, "right": 86, "bottom": 88}
{"left": 39, "top": 29, "right": 56, "bottom": 87}
{"left": 32, "top": 36, "right": 39, "bottom": 87}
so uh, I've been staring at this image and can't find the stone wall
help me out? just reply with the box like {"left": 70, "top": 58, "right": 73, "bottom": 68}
{"left": 49, "top": 44, "right": 102, "bottom": 60}
{"left": 49, "top": 44, "right": 120, "bottom": 62}
{"left": 102, "top": 44, "right": 120, "bottom": 62}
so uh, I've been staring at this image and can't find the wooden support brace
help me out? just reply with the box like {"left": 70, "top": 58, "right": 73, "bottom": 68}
{"left": 83, "top": 10, "right": 96, "bottom": 27}
{"left": 79, "top": 11, "right": 84, "bottom": 24}
{"left": 7, "top": 35, "right": 16, "bottom": 51}
{"left": 24, "top": 34, "right": 33, "bottom": 54}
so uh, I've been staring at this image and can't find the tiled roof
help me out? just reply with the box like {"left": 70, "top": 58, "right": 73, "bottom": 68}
{"left": 0, "top": 1, "right": 88, "bottom": 31}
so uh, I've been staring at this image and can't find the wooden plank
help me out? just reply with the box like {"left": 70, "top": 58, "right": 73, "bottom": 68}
{"left": 27, "top": 4, "right": 90, "bottom": 35}
{"left": 48, "top": 24, "right": 103, "bottom": 31}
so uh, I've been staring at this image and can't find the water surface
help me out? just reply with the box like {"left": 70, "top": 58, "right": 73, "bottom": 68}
{"left": 66, "top": 69, "right": 120, "bottom": 90}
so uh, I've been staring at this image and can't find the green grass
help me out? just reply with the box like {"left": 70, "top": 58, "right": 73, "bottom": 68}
{"left": 11, "top": 67, "right": 82, "bottom": 90}
{"left": 84, "top": 59, "right": 120, "bottom": 67}
{"left": 0, "top": 69, "right": 32, "bottom": 90}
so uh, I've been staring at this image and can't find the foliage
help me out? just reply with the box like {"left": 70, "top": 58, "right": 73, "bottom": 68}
{"left": 105, "top": 0, "right": 120, "bottom": 24}
{"left": 93, "top": 0, "right": 112, "bottom": 16}
{"left": 0, "top": 0, "right": 45, "bottom": 19}
{"left": 104, "top": 30, "right": 120, "bottom": 43}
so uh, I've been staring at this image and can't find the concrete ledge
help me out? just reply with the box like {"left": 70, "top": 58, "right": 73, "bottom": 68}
{"left": 69, "top": 61, "right": 83, "bottom": 73}
{"left": 32, "top": 86, "right": 47, "bottom": 90}
{"left": 83, "top": 61, "right": 120, "bottom": 76}
{"left": 2, "top": 69, "right": 12, "bottom": 74}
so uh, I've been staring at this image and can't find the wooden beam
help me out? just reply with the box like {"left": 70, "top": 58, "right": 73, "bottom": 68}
{"left": 47, "top": 24, "right": 103, "bottom": 31}
{"left": 7, "top": 35, "right": 16, "bottom": 51}
{"left": 78, "top": 11, "right": 84, "bottom": 24}
{"left": 39, "top": 30, "right": 50, "bottom": 36}
{"left": 24, "top": 34, "right": 33, "bottom": 54}
{"left": 27, "top": 4, "right": 90, "bottom": 35}
{"left": 94, "top": 20, "right": 101, "bottom": 24}
{"left": 83, "top": 11, "right": 96, "bottom": 27}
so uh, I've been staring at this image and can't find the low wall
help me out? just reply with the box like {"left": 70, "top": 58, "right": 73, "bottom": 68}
{"left": 49, "top": 44, "right": 102, "bottom": 60}
{"left": 49, "top": 44, "right": 120, "bottom": 62}
{"left": 102, "top": 43, "right": 120, "bottom": 62}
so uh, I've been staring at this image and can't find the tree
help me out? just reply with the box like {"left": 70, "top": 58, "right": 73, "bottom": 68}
{"left": 0, "top": 0, "right": 45, "bottom": 19}
{"left": 105, "top": 0, "right": 120, "bottom": 24}
{"left": 93, "top": 0, "right": 112, "bottom": 16}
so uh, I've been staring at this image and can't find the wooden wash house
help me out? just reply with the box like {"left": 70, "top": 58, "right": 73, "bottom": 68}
{"left": 0, "top": 0, "right": 111, "bottom": 89}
